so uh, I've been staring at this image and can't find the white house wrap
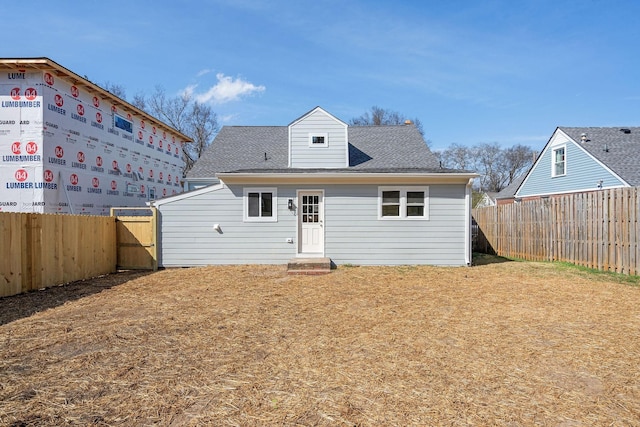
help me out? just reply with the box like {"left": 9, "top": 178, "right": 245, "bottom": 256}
{"left": 0, "top": 58, "right": 189, "bottom": 215}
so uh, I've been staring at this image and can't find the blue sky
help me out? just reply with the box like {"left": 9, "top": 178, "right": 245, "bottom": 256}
{"left": 5, "top": 0, "right": 639, "bottom": 151}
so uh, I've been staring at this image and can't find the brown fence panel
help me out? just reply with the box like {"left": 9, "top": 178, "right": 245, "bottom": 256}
{"left": 0, "top": 212, "right": 117, "bottom": 298}
{"left": 473, "top": 187, "right": 640, "bottom": 275}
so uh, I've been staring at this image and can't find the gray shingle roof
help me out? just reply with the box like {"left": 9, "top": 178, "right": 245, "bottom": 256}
{"left": 187, "top": 124, "right": 446, "bottom": 178}
{"left": 560, "top": 127, "right": 640, "bottom": 186}
{"left": 495, "top": 174, "right": 526, "bottom": 199}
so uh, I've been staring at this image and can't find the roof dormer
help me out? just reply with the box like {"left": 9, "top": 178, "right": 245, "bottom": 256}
{"left": 288, "top": 106, "right": 348, "bottom": 168}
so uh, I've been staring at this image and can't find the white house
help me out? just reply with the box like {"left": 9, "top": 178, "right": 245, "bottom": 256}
{"left": 153, "top": 107, "right": 477, "bottom": 267}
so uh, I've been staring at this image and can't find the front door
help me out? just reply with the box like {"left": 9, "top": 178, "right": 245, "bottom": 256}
{"left": 298, "top": 191, "right": 324, "bottom": 255}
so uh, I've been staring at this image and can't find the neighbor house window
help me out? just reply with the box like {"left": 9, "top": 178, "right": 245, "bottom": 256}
{"left": 379, "top": 187, "right": 429, "bottom": 219}
{"left": 244, "top": 187, "right": 277, "bottom": 222}
{"left": 308, "top": 133, "right": 328, "bottom": 147}
{"left": 552, "top": 146, "right": 566, "bottom": 177}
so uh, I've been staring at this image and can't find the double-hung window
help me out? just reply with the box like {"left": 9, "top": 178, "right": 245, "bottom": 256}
{"left": 552, "top": 146, "right": 566, "bottom": 177}
{"left": 379, "top": 187, "right": 429, "bottom": 220}
{"left": 244, "top": 187, "right": 277, "bottom": 222}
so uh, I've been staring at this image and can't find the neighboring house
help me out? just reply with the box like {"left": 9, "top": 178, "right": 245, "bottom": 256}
{"left": 494, "top": 174, "right": 526, "bottom": 205}
{"left": 515, "top": 127, "right": 640, "bottom": 200}
{"left": 475, "top": 191, "right": 497, "bottom": 208}
{"left": 153, "top": 107, "right": 477, "bottom": 267}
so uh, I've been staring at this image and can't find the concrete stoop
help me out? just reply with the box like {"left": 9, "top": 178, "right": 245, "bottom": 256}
{"left": 287, "top": 257, "right": 332, "bottom": 275}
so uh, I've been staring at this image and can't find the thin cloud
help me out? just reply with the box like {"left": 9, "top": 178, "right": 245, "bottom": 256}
{"left": 194, "top": 73, "right": 265, "bottom": 104}
{"left": 219, "top": 114, "right": 237, "bottom": 123}
{"left": 196, "top": 68, "right": 213, "bottom": 77}
{"left": 181, "top": 84, "right": 198, "bottom": 97}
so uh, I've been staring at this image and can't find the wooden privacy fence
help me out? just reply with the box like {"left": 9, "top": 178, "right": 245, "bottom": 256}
{"left": 0, "top": 212, "right": 117, "bottom": 298}
{"left": 473, "top": 187, "right": 639, "bottom": 275}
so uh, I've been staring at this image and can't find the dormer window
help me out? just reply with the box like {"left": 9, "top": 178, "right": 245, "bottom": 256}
{"left": 309, "top": 133, "right": 328, "bottom": 147}
{"left": 552, "top": 146, "right": 566, "bottom": 177}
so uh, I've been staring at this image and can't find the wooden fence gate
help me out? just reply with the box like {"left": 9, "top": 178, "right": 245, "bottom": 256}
{"left": 111, "top": 207, "right": 157, "bottom": 271}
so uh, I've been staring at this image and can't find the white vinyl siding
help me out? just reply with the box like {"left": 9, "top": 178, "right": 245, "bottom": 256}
{"left": 157, "top": 183, "right": 468, "bottom": 267}
{"left": 289, "top": 108, "right": 347, "bottom": 168}
{"left": 157, "top": 184, "right": 294, "bottom": 266}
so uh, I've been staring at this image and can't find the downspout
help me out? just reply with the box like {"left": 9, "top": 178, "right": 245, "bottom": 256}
{"left": 465, "top": 178, "right": 473, "bottom": 266}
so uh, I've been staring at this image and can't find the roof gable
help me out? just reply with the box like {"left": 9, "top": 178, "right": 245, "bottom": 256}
{"left": 288, "top": 106, "right": 347, "bottom": 127}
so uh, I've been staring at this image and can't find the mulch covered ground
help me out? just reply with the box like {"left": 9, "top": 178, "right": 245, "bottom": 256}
{"left": 1, "top": 258, "right": 639, "bottom": 426}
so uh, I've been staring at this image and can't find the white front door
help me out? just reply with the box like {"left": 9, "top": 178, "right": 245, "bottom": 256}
{"left": 298, "top": 191, "right": 324, "bottom": 255}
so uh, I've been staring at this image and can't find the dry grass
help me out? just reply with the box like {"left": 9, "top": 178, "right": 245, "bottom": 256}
{"left": 1, "top": 259, "right": 639, "bottom": 426}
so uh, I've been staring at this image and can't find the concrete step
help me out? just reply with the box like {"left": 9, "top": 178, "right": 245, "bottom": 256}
{"left": 287, "top": 257, "right": 332, "bottom": 275}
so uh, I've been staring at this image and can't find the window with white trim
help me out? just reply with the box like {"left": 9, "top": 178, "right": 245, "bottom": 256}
{"left": 552, "top": 146, "right": 566, "bottom": 177}
{"left": 308, "top": 132, "right": 328, "bottom": 147}
{"left": 244, "top": 187, "right": 277, "bottom": 222}
{"left": 378, "top": 187, "right": 429, "bottom": 219}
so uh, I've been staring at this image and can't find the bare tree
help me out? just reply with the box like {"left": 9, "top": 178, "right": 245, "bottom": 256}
{"left": 439, "top": 143, "right": 474, "bottom": 170}
{"left": 474, "top": 142, "right": 505, "bottom": 192}
{"left": 438, "top": 142, "right": 535, "bottom": 192}
{"left": 351, "top": 106, "right": 404, "bottom": 126}
{"left": 131, "top": 92, "right": 147, "bottom": 111}
{"left": 140, "top": 87, "right": 220, "bottom": 174}
{"left": 184, "top": 101, "right": 219, "bottom": 172}
{"left": 350, "top": 106, "right": 427, "bottom": 143}
{"left": 102, "top": 82, "right": 127, "bottom": 100}
{"left": 503, "top": 144, "right": 536, "bottom": 184}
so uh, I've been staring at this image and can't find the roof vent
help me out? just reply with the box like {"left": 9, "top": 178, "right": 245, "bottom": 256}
{"left": 580, "top": 133, "right": 588, "bottom": 142}
{"left": 620, "top": 128, "right": 631, "bottom": 134}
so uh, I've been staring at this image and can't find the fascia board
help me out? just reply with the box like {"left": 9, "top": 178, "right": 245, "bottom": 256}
{"left": 217, "top": 172, "right": 479, "bottom": 185}
{"left": 152, "top": 183, "right": 224, "bottom": 207}
{"left": 515, "top": 127, "right": 562, "bottom": 198}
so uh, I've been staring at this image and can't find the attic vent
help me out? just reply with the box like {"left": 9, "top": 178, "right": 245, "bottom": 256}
{"left": 580, "top": 133, "right": 588, "bottom": 142}
{"left": 620, "top": 128, "right": 631, "bottom": 134}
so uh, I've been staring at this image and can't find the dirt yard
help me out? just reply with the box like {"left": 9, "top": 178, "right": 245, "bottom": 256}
{"left": 1, "top": 258, "right": 639, "bottom": 426}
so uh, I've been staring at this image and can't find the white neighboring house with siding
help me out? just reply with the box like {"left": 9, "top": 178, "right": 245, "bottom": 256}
{"left": 152, "top": 107, "right": 478, "bottom": 267}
